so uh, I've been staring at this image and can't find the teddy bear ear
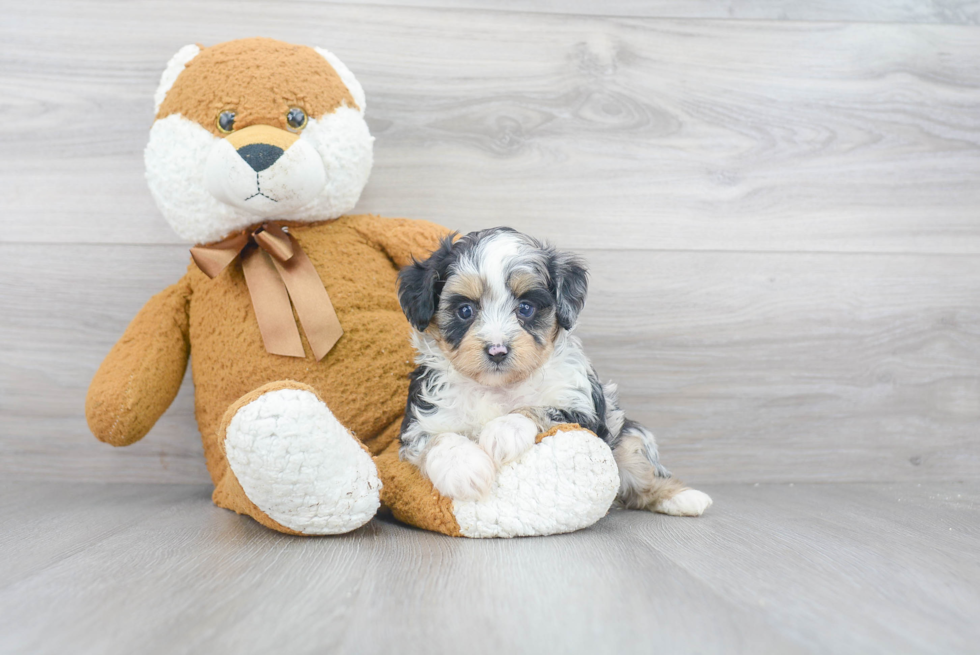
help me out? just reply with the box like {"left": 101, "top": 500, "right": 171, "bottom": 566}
{"left": 153, "top": 44, "right": 201, "bottom": 115}
{"left": 313, "top": 47, "right": 367, "bottom": 115}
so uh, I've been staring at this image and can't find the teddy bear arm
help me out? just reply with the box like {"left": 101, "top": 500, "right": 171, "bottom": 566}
{"left": 85, "top": 277, "right": 191, "bottom": 447}
{"left": 346, "top": 214, "right": 452, "bottom": 267}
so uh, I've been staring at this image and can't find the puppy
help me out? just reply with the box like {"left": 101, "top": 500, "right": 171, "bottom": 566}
{"left": 396, "top": 227, "right": 712, "bottom": 517}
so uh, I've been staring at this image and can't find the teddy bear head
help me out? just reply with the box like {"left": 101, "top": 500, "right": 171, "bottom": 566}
{"left": 145, "top": 37, "right": 374, "bottom": 244}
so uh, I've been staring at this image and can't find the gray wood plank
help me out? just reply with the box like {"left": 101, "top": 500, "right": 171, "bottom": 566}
{"left": 2, "top": 244, "right": 977, "bottom": 485}
{"left": 0, "top": 481, "right": 977, "bottom": 654}
{"left": 638, "top": 481, "right": 980, "bottom": 654}
{"left": 332, "top": 0, "right": 980, "bottom": 24}
{"left": 0, "top": 481, "right": 807, "bottom": 655}
{"left": 2, "top": 2, "right": 980, "bottom": 253}
{"left": 0, "top": 482, "right": 205, "bottom": 589}
{"left": 578, "top": 249, "right": 980, "bottom": 484}
{"left": 0, "top": 244, "right": 208, "bottom": 483}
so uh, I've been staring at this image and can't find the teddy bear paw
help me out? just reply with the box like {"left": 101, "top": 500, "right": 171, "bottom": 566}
{"left": 452, "top": 427, "right": 620, "bottom": 538}
{"left": 224, "top": 388, "right": 381, "bottom": 534}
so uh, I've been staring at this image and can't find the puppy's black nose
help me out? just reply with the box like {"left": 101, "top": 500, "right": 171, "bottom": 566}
{"left": 237, "top": 143, "right": 284, "bottom": 172}
{"left": 486, "top": 344, "right": 509, "bottom": 364}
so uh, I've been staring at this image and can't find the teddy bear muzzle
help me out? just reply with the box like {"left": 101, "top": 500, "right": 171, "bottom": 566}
{"left": 204, "top": 124, "right": 327, "bottom": 217}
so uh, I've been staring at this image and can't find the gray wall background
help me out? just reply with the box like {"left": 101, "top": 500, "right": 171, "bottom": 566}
{"left": 1, "top": 0, "right": 978, "bottom": 485}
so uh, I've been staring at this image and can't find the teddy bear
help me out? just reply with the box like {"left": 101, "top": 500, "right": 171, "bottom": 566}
{"left": 85, "top": 37, "right": 620, "bottom": 538}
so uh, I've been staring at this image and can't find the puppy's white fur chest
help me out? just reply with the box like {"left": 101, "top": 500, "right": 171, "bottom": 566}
{"left": 413, "top": 334, "right": 595, "bottom": 439}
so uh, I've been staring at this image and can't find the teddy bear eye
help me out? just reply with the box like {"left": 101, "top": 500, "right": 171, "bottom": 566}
{"left": 286, "top": 107, "right": 308, "bottom": 131}
{"left": 216, "top": 111, "right": 236, "bottom": 134}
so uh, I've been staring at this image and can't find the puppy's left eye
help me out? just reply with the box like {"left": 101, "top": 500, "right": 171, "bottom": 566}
{"left": 286, "top": 107, "right": 308, "bottom": 131}
{"left": 517, "top": 301, "right": 536, "bottom": 319}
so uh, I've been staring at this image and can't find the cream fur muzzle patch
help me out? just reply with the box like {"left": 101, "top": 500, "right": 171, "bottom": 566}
{"left": 145, "top": 106, "right": 373, "bottom": 244}
{"left": 205, "top": 137, "right": 326, "bottom": 216}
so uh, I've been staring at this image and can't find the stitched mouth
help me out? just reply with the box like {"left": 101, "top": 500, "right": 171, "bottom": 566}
{"left": 243, "top": 172, "right": 277, "bottom": 203}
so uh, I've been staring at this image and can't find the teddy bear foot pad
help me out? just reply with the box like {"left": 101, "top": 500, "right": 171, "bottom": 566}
{"left": 452, "top": 428, "right": 620, "bottom": 538}
{"left": 224, "top": 387, "right": 381, "bottom": 535}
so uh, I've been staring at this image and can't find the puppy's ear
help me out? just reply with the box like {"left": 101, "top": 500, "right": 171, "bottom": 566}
{"left": 548, "top": 249, "right": 589, "bottom": 330}
{"left": 398, "top": 233, "right": 458, "bottom": 331}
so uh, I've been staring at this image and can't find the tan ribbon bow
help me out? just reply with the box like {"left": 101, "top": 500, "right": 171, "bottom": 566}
{"left": 190, "top": 222, "right": 343, "bottom": 361}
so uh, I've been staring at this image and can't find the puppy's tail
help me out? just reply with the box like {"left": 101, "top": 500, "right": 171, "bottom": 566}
{"left": 605, "top": 384, "right": 712, "bottom": 516}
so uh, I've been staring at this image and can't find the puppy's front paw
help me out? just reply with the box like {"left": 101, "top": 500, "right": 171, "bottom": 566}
{"left": 423, "top": 433, "right": 496, "bottom": 502}
{"left": 479, "top": 414, "right": 538, "bottom": 465}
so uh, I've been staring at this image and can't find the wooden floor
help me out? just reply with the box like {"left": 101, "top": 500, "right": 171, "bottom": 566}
{"left": 2, "top": 0, "right": 979, "bottom": 653}
{"left": 1, "top": 480, "right": 978, "bottom": 654}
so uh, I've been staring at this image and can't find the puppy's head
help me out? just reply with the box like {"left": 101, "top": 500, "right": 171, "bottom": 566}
{"left": 399, "top": 228, "right": 588, "bottom": 387}
{"left": 146, "top": 38, "right": 373, "bottom": 244}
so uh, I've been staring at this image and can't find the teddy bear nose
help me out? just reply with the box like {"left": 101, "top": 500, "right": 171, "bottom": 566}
{"left": 236, "top": 143, "right": 285, "bottom": 172}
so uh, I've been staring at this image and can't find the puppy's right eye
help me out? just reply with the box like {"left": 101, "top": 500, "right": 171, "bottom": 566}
{"left": 456, "top": 304, "right": 474, "bottom": 320}
{"left": 217, "top": 111, "right": 236, "bottom": 134}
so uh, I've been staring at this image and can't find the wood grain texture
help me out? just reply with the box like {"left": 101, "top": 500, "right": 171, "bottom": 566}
{"left": 0, "top": 244, "right": 207, "bottom": 483}
{"left": 2, "top": 1, "right": 980, "bottom": 253}
{"left": 333, "top": 0, "right": 980, "bottom": 24}
{"left": 2, "top": 244, "right": 977, "bottom": 484}
{"left": 0, "top": 483, "right": 203, "bottom": 588}
{"left": 0, "top": 480, "right": 977, "bottom": 654}
{"left": 2, "top": 4, "right": 977, "bottom": 653}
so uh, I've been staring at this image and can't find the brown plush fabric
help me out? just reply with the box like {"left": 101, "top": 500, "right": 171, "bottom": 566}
{"left": 156, "top": 37, "right": 357, "bottom": 136}
{"left": 188, "top": 214, "right": 448, "bottom": 485}
{"left": 210, "top": 380, "right": 338, "bottom": 536}
{"left": 535, "top": 423, "right": 584, "bottom": 444}
{"left": 376, "top": 440, "right": 462, "bottom": 537}
{"left": 87, "top": 215, "right": 451, "bottom": 533}
{"left": 85, "top": 278, "right": 191, "bottom": 447}
{"left": 87, "top": 36, "right": 613, "bottom": 537}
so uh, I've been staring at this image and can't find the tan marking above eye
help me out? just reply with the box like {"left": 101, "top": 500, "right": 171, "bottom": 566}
{"left": 443, "top": 273, "right": 486, "bottom": 301}
{"left": 508, "top": 271, "right": 544, "bottom": 297}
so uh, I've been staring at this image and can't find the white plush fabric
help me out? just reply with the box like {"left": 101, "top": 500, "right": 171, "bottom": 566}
{"left": 453, "top": 429, "right": 620, "bottom": 538}
{"left": 204, "top": 137, "right": 327, "bottom": 216}
{"left": 282, "top": 108, "right": 374, "bottom": 224}
{"left": 153, "top": 44, "right": 200, "bottom": 115}
{"left": 224, "top": 388, "right": 381, "bottom": 535}
{"left": 145, "top": 106, "right": 373, "bottom": 244}
{"left": 314, "top": 47, "right": 367, "bottom": 114}
{"left": 146, "top": 42, "right": 374, "bottom": 245}
{"left": 145, "top": 115, "right": 244, "bottom": 243}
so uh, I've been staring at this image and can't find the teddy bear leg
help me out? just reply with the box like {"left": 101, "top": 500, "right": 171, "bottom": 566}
{"left": 212, "top": 381, "right": 381, "bottom": 535}
{"left": 376, "top": 424, "right": 621, "bottom": 538}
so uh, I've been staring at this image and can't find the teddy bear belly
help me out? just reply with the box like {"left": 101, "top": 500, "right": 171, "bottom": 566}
{"left": 185, "top": 238, "right": 415, "bottom": 484}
